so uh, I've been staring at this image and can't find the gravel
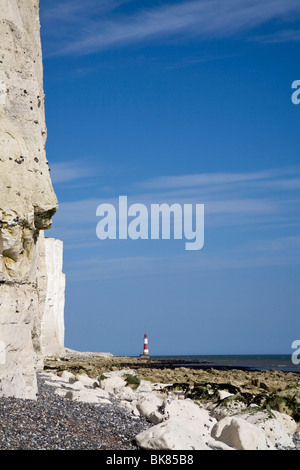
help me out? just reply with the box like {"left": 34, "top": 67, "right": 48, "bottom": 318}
{"left": 0, "top": 373, "right": 299, "bottom": 451}
{"left": 0, "top": 373, "right": 152, "bottom": 450}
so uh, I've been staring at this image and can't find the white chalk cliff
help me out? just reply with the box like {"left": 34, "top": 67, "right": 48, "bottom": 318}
{"left": 39, "top": 234, "right": 65, "bottom": 358}
{"left": 0, "top": 1, "right": 65, "bottom": 399}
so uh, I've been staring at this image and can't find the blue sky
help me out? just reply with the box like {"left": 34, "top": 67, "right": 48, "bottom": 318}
{"left": 39, "top": 0, "right": 300, "bottom": 356}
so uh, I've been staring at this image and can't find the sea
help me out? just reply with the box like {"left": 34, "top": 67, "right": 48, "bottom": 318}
{"left": 149, "top": 354, "right": 300, "bottom": 373}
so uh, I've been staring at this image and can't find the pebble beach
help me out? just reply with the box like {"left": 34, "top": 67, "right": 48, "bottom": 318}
{"left": 0, "top": 352, "right": 300, "bottom": 451}
{"left": 0, "top": 373, "right": 151, "bottom": 450}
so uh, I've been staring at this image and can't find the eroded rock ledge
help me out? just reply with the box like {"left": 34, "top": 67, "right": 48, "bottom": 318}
{"left": 40, "top": 361, "right": 300, "bottom": 450}
{"left": 44, "top": 355, "right": 300, "bottom": 424}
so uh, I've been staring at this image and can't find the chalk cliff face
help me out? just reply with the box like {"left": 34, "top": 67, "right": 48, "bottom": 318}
{"left": 40, "top": 235, "right": 66, "bottom": 358}
{"left": 0, "top": 1, "right": 59, "bottom": 398}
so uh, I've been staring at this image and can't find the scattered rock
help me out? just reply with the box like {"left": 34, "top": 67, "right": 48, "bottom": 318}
{"left": 135, "top": 417, "right": 212, "bottom": 450}
{"left": 211, "top": 417, "right": 275, "bottom": 450}
{"left": 75, "top": 373, "right": 99, "bottom": 388}
{"left": 273, "top": 410, "right": 298, "bottom": 435}
{"left": 41, "top": 357, "right": 300, "bottom": 451}
{"left": 136, "top": 393, "right": 164, "bottom": 421}
{"left": 0, "top": 373, "right": 151, "bottom": 450}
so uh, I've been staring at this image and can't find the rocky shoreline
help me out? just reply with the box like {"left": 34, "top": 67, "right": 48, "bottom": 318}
{"left": 0, "top": 353, "right": 299, "bottom": 451}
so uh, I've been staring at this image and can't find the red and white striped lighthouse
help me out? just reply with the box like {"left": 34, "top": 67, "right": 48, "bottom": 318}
{"left": 143, "top": 333, "right": 149, "bottom": 356}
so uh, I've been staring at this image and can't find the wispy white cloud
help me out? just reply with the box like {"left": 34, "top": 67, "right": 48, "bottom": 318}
{"left": 52, "top": 194, "right": 281, "bottom": 233}
{"left": 41, "top": 0, "right": 131, "bottom": 23}
{"left": 48, "top": 164, "right": 300, "bottom": 281}
{"left": 50, "top": 160, "right": 95, "bottom": 184}
{"left": 49, "top": 159, "right": 117, "bottom": 187}
{"left": 50, "top": 165, "right": 300, "bottom": 248}
{"left": 137, "top": 166, "right": 300, "bottom": 191}
{"left": 246, "top": 235, "right": 300, "bottom": 252}
{"left": 41, "top": 0, "right": 93, "bottom": 21}
{"left": 253, "top": 29, "right": 300, "bottom": 44}
{"left": 66, "top": 245, "right": 300, "bottom": 281}
{"left": 42, "top": 0, "right": 300, "bottom": 57}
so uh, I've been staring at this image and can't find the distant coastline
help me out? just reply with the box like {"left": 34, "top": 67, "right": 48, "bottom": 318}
{"left": 138, "top": 354, "right": 300, "bottom": 373}
{"left": 62, "top": 348, "right": 300, "bottom": 373}
{"left": 63, "top": 349, "right": 300, "bottom": 374}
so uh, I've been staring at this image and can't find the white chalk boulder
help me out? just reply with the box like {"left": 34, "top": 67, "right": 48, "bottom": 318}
{"left": 234, "top": 409, "right": 295, "bottom": 448}
{"left": 99, "top": 375, "right": 127, "bottom": 394}
{"left": 75, "top": 373, "right": 99, "bottom": 388}
{"left": 211, "top": 416, "right": 275, "bottom": 450}
{"left": 135, "top": 417, "right": 212, "bottom": 450}
{"left": 136, "top": 393, "right": 164, "bottom": 420}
